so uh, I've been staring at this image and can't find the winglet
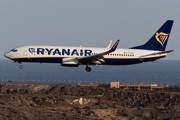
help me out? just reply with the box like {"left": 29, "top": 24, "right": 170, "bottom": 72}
{"left": 106, "top": 40, "right": 112, "bottom": 48}
{"left": 109, "top": 40, "right": 120, "bottom": 52}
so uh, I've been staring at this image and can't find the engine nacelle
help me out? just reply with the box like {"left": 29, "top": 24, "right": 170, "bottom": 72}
{"left": 61, "top": 58, "right": 79, "bottom": 67}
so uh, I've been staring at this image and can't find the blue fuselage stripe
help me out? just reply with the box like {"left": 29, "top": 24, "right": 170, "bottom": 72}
{"left": 12, "top": 56, "right": 165, "bottom": 65}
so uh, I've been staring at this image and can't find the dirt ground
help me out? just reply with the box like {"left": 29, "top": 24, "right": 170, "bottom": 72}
{"left": 0, "top": 83, "right": 180, "bottom": 120}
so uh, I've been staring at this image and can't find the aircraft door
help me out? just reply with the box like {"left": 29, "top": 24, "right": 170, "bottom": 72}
{"left": 139, "top": 52, "right": 144, "bottom": 61}
{"left": 23, "top": 49, "right": 28, "bottom": 56}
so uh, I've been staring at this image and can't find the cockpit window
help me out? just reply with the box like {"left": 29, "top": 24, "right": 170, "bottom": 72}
{"left": 11, "top": 49, "right": 18, "bottom": 52}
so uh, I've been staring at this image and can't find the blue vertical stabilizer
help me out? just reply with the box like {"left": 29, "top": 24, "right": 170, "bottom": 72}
{"left": 130, "top": 20, "right": 174, "bottom": 51}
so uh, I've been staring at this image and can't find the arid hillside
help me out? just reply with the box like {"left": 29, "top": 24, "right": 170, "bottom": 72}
{"left": 0, "top": 83, "right": 180, "bottom": 120}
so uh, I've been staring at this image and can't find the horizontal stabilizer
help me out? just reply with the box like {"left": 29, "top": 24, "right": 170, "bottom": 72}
{"left": 140, "top": 50, "right": 174, "bottom": 57}
{"left": 154, "top": 50, "right": 174, "bottom": 55}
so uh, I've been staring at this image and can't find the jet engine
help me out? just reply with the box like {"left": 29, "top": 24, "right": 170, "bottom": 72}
{"left": 61, "top": 58, "right": 79, "bottom": 67}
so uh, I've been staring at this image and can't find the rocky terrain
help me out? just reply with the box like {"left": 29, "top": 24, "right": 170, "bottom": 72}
{"left": 0, "top": 83, "right": 180, "bottom": 120}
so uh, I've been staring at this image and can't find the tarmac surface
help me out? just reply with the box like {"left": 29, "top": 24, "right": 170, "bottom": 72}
{"left": 0, "top": 83, "right": 180, "bottom": 120}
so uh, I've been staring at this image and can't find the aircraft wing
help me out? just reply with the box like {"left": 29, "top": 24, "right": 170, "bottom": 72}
{"left": 78, "top": 40, "right": 120, "bottom": 64}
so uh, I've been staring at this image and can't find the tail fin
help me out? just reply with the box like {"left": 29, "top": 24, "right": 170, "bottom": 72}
{"left": 130, "top": 20, "right": 174, "bottom": 51}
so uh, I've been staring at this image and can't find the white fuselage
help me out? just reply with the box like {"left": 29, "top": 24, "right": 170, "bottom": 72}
{"left": 4, "top": 45, "right": 167, "bottom": 65}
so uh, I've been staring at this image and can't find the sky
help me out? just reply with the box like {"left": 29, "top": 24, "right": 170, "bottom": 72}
{"left": 1, "top": 0, "right": 180, "bottom": 60}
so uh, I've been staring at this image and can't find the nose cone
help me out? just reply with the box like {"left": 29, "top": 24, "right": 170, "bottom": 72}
{"left": 4, "top": 52, "right": 11, "bottom": 59}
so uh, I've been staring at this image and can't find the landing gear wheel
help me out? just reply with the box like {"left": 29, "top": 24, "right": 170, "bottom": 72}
{"left": 85, "top": 67, "right": 91, "bottom": 72}
{"left": 19, "top": 65, "right": 23, "bottom": 69}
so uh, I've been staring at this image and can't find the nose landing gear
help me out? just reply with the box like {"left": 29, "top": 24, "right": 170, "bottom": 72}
{"left": 19, "top": 64, "right": 23, "bottom": 69}
{"left": 14, "top": 61, "right": 23, "bottom": 69}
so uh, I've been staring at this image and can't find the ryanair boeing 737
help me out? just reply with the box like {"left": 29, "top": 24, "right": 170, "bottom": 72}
{"left": 4, "top": 20, "right": 174, "bottom": 72}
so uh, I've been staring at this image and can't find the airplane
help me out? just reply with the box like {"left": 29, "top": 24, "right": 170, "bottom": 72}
{"left": 4, "top": 20, "right": 174, "bottom": 72}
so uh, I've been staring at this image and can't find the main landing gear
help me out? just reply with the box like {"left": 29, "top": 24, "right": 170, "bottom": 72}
{"left": 85, "top": 65, "right": 91, "bottom": 72}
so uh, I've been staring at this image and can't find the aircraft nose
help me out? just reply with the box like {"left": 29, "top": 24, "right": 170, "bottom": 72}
{"left": 4, "top": 52, "right": 11, "bottom": 59}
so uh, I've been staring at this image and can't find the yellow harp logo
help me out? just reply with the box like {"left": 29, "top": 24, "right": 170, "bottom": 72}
{"left": 155, "top": 32, "right": 169, "bottom": 47}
